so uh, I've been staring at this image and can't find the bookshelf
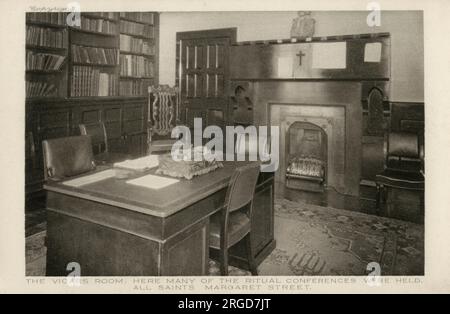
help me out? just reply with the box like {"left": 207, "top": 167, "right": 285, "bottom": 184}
{"left": 26, "top": 12, "right": 69, "bottom": 99}
{"left": 119, "top": 12, "right": 158, "bottom": 96}
{"left": 68, "top": 12, "right": 120, "bottom": 97}
{"left": 26, "top": 11, "right": 159, "bottom": 100}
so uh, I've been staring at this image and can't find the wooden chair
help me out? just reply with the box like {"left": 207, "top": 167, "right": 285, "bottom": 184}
{"left": 375, "top": 131, "right": 424, "bottom": 216}
{"left": 42, "top": 135, "right": 96, "bottom": 181}
{"left": 79, "top": 122, "right": 129, "bottom": 165}
{"left": 209, "top": 162, "right": 261, "bottom": 276}
{"left": 148, "top": 85, "right": 180, "bottom": 154}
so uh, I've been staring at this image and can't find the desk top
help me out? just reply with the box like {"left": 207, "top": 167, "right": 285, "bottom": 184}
{"left": 44, "top": 162, "right": 254, "bottom": 218}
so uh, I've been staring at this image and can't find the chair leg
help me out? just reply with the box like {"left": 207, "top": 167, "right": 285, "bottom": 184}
{"left": 245, "top": 233, "right": 258, "bottom": 276}
{"left": 220, "top": 247, "right": 229, "bottom": 276}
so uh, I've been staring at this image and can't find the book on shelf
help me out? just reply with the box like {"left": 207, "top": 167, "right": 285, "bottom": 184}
{"left": 119, "top": 34, "right": 154, "bottom": 55}
{"left": 119, "top": 12, "right": 154, "bottom": 24}
{"left": 26, "top": 51, "right": 66, "bottom": 71}
{"left": 26, "top": 12, "right": 67, "bottom": 26}
{"left": 26, "top": 81, "right": 58, "bottom": 98}
{"left": 26, "top": 26, "right": 68, "bottom": 49}
{"left": 120, "top": 54, "right": 153, "bottom": 77}
{"left": 119, "top": 79, "right": 151, "bottom": 96}
{"left": 71, "top": 66, "right": 118, "bottom": 97}
{"left": 120, "top": 20, "right": 154, "bottom": 38}
{"left": 74, "top": 16, "right": 117, "bottom": 35}
{"left": 71, "top": 45, "right": 118, "bottom": 65}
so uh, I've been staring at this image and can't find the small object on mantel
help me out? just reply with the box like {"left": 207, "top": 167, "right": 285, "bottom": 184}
{"left": 290, "top": 11, "right": 316, "bottom": 39}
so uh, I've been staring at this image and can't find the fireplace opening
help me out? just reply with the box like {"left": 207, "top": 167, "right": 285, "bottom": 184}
{"left": 285, "top": 121, "right": 327, "bottom": 192}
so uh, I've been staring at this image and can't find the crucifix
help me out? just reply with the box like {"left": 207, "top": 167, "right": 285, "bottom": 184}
{"left": 296, "top": 50, "right": 306, "bottom": 66}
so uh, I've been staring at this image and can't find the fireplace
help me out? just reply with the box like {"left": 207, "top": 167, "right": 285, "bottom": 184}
{"left": 249, "top": 81, "right": 363, "bottom": 197}
{"left": 286, "top": 121, "right": 327, "bottom": 192}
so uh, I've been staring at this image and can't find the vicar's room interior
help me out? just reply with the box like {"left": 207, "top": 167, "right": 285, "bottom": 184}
{"left": 25, "top": 11, "right": 424, "bottom": 277}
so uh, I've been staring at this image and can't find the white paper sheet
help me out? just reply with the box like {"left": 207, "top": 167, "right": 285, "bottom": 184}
{"left": 63, "top": 169, "right": 116, "bottom": 187}
{"left": 114, "top": 155, "right": 159, "bottom": 171}
{"left": 364, "top": 42, "right": 382, "bottom": 62}
{"left": 277, "top": 56, "right": 293, "bottom": 78}
{"left": 312, "top": 42, "right": 347, "bottom": 69}
{"left": 126, "top": 174, "right": 179, "bottom": 190}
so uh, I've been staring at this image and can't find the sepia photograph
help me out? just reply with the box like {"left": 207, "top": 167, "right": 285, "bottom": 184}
{"left": 1, "top": 0, "right": 449, "bottom": 296}
{"left": 24, "top": 9, "right": 424, "bottom": 278}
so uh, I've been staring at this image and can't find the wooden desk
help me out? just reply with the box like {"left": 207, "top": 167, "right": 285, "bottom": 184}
{"left": 44, "top": 162, "right": 275, "bottom": 276}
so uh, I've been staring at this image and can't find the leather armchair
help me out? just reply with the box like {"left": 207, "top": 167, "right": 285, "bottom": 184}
{"left": 375, "top": 131, "right": 424, "bottom": 215}
{"left": 42, "top": 136, "right": 96, "bottom": 181}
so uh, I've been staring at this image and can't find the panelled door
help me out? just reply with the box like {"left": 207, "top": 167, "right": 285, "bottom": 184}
{"left": 177, "top": 29, "right": 236, "bottom": 132}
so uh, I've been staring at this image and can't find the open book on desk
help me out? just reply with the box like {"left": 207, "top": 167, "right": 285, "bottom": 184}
{"left": 113, "top": 155, "right": 159, "bottom": 172}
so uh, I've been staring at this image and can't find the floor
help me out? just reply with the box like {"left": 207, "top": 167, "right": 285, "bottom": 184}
{"left": 276, "top": 181, "right": 377, "bottom": 214}
{"left": 25, "top": 196, "right": 46, "bottom": 237}
{"left": 25, "top": 195, "right": 424, "bottom": 276}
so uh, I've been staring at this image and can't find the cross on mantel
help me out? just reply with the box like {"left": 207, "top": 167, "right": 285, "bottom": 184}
{"left": 296, "top": 50, "right": 306, "bottom": 66}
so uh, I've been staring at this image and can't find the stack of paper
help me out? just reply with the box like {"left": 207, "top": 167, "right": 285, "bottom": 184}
{"left": 63, "top": 169, "right": 116, "bottom": 187}
{"left": 113, "top": 155, "right": 159, "bottom": 171}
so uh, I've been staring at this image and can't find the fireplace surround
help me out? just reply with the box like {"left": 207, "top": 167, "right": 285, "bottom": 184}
{"left": 251, "top": 81, "right": 363, "bottom": 197}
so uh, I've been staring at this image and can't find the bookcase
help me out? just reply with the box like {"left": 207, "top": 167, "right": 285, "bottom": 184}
{"left": 26, "top": 13, "right": 69, "bottom": 99}
{"left": 26, "top": 11, "right": 158, "bottom": 100}
{"left": 25, "top": 11, "right": 159, "bottom": 204}
{"left": 119, "top": 12, "right": 158, "bottom": 96}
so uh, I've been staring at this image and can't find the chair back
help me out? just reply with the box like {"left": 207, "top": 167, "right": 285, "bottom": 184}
{"left": 224, "top": 163, "right": 261, "bottom": 214}
{"left": 148, "top": 85, "right": 179, "bottom": 136}
{"left": 385, "top": 131, "right": 423, "bottom": 173}
{"left": 42, "top": 135, "right": 95, "bottom": 181}
{"left": 79, "top": 122, "right": 108, "bottom": 155}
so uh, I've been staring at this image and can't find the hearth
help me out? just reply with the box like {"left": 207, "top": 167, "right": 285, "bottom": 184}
{"left": 285, "top": 121, "right": 327, "bottom": 192}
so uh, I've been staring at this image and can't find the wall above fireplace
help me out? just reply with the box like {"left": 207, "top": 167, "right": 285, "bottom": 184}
{"left": 230, "top": 33, "right": 390, "bottom": 81}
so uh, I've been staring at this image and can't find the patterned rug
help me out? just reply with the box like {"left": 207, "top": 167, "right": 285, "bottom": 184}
{"left": 26, "top": 199, "right": 424, "bottom": 276}
{"left": 258, "top": 199, "right": 424, "bottom": 276}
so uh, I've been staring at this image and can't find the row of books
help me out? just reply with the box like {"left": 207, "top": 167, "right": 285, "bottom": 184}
{"left": 71, "top": 66, "right": 118, "bottom": 97}
{"left": 119, "top": 80, "right": 151, "bottom": 96}
{"left": 76, "top": 16, "right": 118, "bottom": 35}
{"left": 120, "top": 55, "right": 154, "bottom": 77}
{"left": 120, "top": 20, "right": 154, "bottom": 38}
{"left": 119, "top": 35, "right": 154, "bottom": 55}
{"left": 119, "top": 12, "right": 154, "bottom": 24}
{"left": 26, "top": 51, "right": 66, "bottom": 71}
{"left": 26, "top": 12, "right": 67, "bottom": 26}
{"left": 71, "top": 45, "right": 118, "bottom": 65}
{"left": 26, "top": 81, "right": 58, "bottom": 97}
{"left": 26, "top": 26, "right": 68, "bottom": 49}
